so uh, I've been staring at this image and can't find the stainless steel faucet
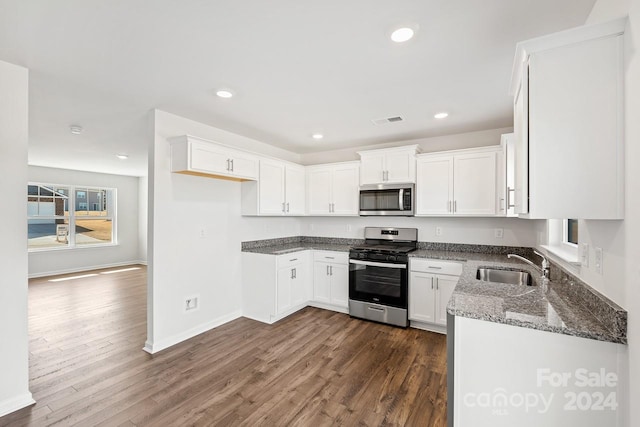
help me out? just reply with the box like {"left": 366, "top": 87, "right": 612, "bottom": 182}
{"left": 507, "top": 250, "right": 550, "bottom": 279}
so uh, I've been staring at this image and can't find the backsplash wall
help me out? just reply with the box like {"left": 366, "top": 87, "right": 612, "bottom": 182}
{"left": 300, "top": 216, "right": 543, "bottom": 247}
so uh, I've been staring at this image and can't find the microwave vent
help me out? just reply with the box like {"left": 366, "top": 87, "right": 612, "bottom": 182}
{"left": 372, "top": 116, "right": 404, "bottom": 125}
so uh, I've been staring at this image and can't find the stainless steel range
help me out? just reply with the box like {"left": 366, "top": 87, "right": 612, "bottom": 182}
{"left": 348, "top": 227, "right": 418, "bottom": 327}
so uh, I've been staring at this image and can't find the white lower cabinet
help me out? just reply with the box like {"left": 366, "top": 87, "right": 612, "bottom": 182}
{"left": 242, "top": 251, "right": 311, "bottom": 324}
{"left": 409, "top": 258, "right": 462, "bottom": 332}
{"left": 310, "top": 251, "right": 349, "bottom": 313}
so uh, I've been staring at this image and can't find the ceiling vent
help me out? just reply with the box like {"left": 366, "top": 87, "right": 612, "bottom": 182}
{"left": 372, "top": 116, "right": 405, "bottom": 125}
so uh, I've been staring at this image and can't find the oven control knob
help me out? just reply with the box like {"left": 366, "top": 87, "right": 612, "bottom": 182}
{"left": 386, "top": 255, "right": 396, "bottom": 262}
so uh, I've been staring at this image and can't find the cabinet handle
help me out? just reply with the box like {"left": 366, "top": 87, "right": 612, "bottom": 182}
{"left": 330, "top": 266, "right": 333, "bottom": 276}
{"left": 431, "top": 280, "right": 434, "bottom": 290}
{"left": 286, "top": 202, "right": 290, "bottom": 213}
{"left": 325, "top": 256, "right": 335, "bottom": 259}
{"left": 282, "top": 202, "right": 285, "bottom": 213}
{"left": 230, "top": 159, "right": 234, "bottom": 172}
{"left": 436, "top": 277, "right": 439, "bottom": 291}
{"left": 329, "top": 202, "right": 332, "bottom": 213}
{"left": 332, "top": 203, "right": 335, "bottom": 212}
{"left": 454, "top": 200, "right": 457, "bottom": 213}
{"left": 291, "top": 268, "right": 296, "bottom": 279}
{"left": 226, "top": 159, "right": 231, "bottom": 171}
{"left": 507, "top": 187, "right": 516, "bottom": 208}
{"left": 326, "top": 265, "right": 330, "bottom": 275}
{"left": 427, "top": 266, "right": 442, "bottom": 270}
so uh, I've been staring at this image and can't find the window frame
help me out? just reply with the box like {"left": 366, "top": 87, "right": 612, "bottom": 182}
{"left": 543, "top": 218, "right": 580, "bottom": 264}
{"left": 28, "top": 182, "right": 117, "bottom": 252}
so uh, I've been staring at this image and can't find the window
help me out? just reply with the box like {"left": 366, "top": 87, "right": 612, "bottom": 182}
{"left": 565, "top": 219, "right": 579, "bottom": 245}
{"left": 543, "top": 219, "right": 579, "bottom": 264}
{"left": 28, "top": 183, "right": 116, "bottom": 250}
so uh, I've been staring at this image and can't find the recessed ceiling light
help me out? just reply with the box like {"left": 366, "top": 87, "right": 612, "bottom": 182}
{"left": 216, "top": 89, "right": 234, "bottom": 98}
{"left": 70, "top": 125, "right": 83, "bottom": 135}
{"left": 391, "top": 27, "right": 415, "bottom": 43}
{"left": 116, "top": 154, "right": 129, "bottom": 160}
{"left": 434, "top": 112, "right": 449, "bottom": 119}
{"left": 312, "top": 133, "right": 324, "bottom": 140}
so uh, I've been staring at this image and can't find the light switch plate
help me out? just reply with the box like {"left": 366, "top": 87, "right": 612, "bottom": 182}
{"left": 595, "top": 247, "right": 603, "bottom": 274}
{"left": 581, "top": 243, "right": 589, "bottom": 267}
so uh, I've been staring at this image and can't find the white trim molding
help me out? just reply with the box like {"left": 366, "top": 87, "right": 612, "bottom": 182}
{"left": 0, "top": 392, "right": 35, "bottom": 418}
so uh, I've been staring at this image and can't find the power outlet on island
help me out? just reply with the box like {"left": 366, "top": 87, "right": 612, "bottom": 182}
{"left": 185, "top": 296, "right": 199, "bottom": 312}
{"left": 435, "top": 227, "right": 443, "bottom": 237}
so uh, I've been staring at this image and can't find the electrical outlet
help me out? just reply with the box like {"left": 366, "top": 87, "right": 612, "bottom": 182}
{"left": 435, "top": 227, "right": 443, "bottom": 236}
{"left": 581, "top": 243, "right": 589, "bottom": 267}
{"left": 494, "top": 228, "right": 504, "bottom": 239}
{"left": 185, "top": 296, "right": 199, "bottom": 312}
{"left": 595, "top": 247, "right": 603, "bottom": 275}
{"left": 199, "top": 228, "right": 207, "bottom": 239}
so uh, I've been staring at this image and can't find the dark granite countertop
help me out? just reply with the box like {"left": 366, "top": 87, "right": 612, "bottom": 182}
{"left": 242, "top": 242, "right": 352, "bottom": 255}
{"left": 241, "top": 237, "right": 627, "bottom": 344}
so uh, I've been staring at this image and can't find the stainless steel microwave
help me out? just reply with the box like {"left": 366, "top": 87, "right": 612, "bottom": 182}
{"left": 359, "top": 183, "right": 415, "bottom": 216}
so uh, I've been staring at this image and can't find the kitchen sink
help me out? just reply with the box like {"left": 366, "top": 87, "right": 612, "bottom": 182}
{"left": 476, "top": 268, "right": 532, "bottom": 286}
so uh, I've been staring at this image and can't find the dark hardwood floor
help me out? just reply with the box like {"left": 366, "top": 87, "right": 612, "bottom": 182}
{"left": 1, "top": 265, "right": 447, "bottom": 426}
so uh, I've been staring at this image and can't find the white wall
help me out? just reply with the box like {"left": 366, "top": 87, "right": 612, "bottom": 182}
{"left": 138, "top": 175, "right": 148, "bottom": 263}
{"left": 27, "top": 166, "right": 142, "bottom": 277}
{"left": 146, "top": 110, "right": 302, "bottom": 353}
{"left": 299, "top": 127, "right": 513, "bottom": 165}
{"left": 302, "top": 216, "right": 540, "bottom": 247}
{"left": 0, "top": 61, "right": 33, "bottom": 416}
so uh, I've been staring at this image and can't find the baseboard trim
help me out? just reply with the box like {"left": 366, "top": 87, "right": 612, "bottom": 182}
{"left": 0, "top": 392, "right": 35, "bottom": 418}
{"left": 143, "top": 310, "right": 242, "bottom": 354}
{"left": 308, "top": 301, "right": 349, "bottom": 314}
{"left": 28, "top": 260, "right": 145, "bottom": 278}
{"left": 410, "top": 320, "right": 447, "bottom": 334}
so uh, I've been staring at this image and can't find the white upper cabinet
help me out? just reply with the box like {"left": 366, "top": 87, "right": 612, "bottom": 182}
{"left": 358, "top": 145, "right": 419, "bottom": 184}
{"left": 306, "top": 162, "right": 359, "bottom": 216}
{"left": 242, "top": 159, "right": 306, "bottom": 216}
{"left": 416, "top": 146, "right": 501, "bottom": 216}
{"left": 510, "top": 18, "right": 626, "bottom": 219}
{"left": 169, "top": 135, "right": 258, "bottom": 181}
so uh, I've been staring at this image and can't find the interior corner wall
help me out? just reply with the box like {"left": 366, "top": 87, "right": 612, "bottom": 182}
{"left": 0, "top": 60, "right": 33, "bottom": 416}
{"left": 27, "top": 166, "right": 142, "bottom": 277}
{"left": 146, "top": 110, "right": 302, "bottom": 353}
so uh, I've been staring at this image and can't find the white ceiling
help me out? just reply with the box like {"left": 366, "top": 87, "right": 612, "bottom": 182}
{"left": 0, "top": 0, "right": 596, "bottom": 176}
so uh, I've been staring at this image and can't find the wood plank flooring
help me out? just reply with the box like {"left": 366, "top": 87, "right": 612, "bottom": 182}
{"left": 1, "top": 265, "right": 447, "bottom": 426}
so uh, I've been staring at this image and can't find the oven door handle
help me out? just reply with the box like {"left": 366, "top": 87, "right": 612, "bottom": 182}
{"left": 349, "top": 259, "right": 407, "bottom": 269}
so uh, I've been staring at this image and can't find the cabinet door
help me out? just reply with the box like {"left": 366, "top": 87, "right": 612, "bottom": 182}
{"left": 276, "top": 267, "right": 292, "bottom": 314}
{"left": 331, "top": 164, "right": 360, "bottom": 215}
{"left": 385, "top": 151, "right": 415, "bottom": 183}
{"left": 503, "top": 133, "right": 518, "bottom": 217}
{"left": 329, "top": 263, "right": 349, "bottom": 308}
{"left": 453, "top": 152, "right": 497, "bottom": 216}
{"left": 190, "top": 141, "right": 231, "bottom": 175}
{"left": 513, "top": 63, "right": 529, "bottom": 215}
{"left": 285, "top": 165, "right": 306, "bottom": 215}
{"left": 259, "top": 159, "right": 286, "bottom": 215}
{"left": 408, "top": 272, "right": 435, "bottom": 323}
{"left": 360, "top": 155, "right": 385, "bottom": 185}
{"left": 307, "top": 168, "right": 332, "bottom": 215}
{"left": 435, "top": 275, "right": 458, "bottom": 326}
{"left": 229, "top": 151, "right": 258, "bottom": 180}
{"left": 415, "top": 156, "right": 453, "bottom": 215}
{"left": 313, "top": 261, "right": 331, "bottom": 304}
{"left": 291, "top": 264, "right": 307, "bottom": 307}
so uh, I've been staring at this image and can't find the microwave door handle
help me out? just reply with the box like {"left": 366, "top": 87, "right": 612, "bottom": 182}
{"left": 398, "top": 189, "right": 404, "bottom": 211}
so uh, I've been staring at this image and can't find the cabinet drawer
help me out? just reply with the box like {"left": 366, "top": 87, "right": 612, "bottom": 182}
{"left": 313, "top": 250, "right": 348, "bottom": 264}
{"left": 410, "top": 258, "right": 463, "bottom": 276}
{"left": 277, "top": 251, "right": 309, "bottom": 269}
